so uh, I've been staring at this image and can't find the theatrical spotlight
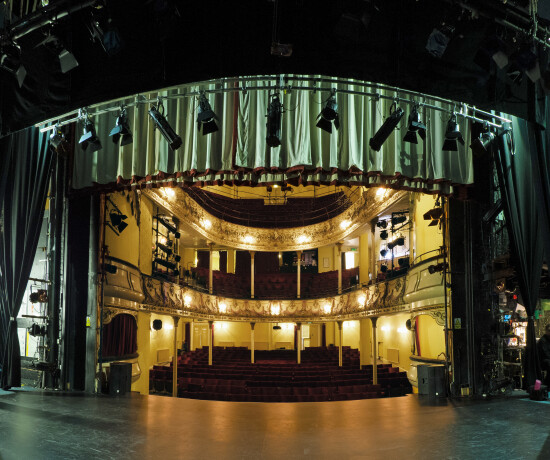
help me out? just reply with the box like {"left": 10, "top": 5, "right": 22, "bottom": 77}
{"left": 403, "top": 105, "right": 426, "bottom": 144}
{"left": 49, "top": 125, "right": 65, "bottom": 149}
{"left": 442, "top": 114, "right": 464, "bottom": 151}
{"left": 423, "top": 204, "right": 443, "bottom": 227}
{"left": 266, "top": 94, "right": 283, "bottom": 148}
{"left": 109, "top": 210, "right": 128, "bottom": 234}
{"left": 369, "top": 103, "right": 404, "bottom": 151}
{"left": 470, "top": 126, "right": 495, "bottom": 156}
{"left": 0, "top": 43, "right": 26, "bottom": 88}
{"left": 376, "top": 220, "right": 387, "bottom": 229}
{"left": 391, "top": 215, "right": 407, "bottom": 226}
{"left": 380, "top": 248, "right": 388, "bottom": 257}
{"left": 316, "top": 90, "right": 340, "bottom": 134}
{"left": 58, "top": 48, "right": 79, "bottom": 74}
{"left": 79, "top": 116, "right": 102, "bottom": 153}
{"left": 148, "top": 103, "right": 182, "bottom": 151}
{"left": 197, "top": 93, "right": 219, "bottom": 135}
{"left": 110, "top": 108, "right": 133, "bottom": 146}
{"left": 387, "top": 237, "right": 405, "bottom": 250}
{"left": 380, "top": 230, "right": 389, "bottom": 240}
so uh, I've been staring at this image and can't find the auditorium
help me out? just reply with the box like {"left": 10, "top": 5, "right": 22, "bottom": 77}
{"left": 1, "top": 1, "right": 550, "bottom": 458}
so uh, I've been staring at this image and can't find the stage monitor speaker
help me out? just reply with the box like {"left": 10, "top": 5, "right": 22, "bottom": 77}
{"left": 109, "top": 362, "right": 132, "bottom": 396}
{"left": 417, "top": 364, "right": 445, "bottom": 397}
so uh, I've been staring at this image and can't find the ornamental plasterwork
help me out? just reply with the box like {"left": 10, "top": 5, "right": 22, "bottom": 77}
{"left": 102, "top": 307, "right": 138, "bottom": 324}
{"left": 143, "top": 187, "right": 405, "bottom": 251}
{"left": 411, "top": 306, "right": 447, "bottom": 327}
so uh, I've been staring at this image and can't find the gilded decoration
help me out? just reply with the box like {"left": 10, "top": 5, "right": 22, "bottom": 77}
{"left": 411, "top": 306, "right": 447, "bottom": 327}
{"left": 102, "top": 307, "right": 138, "bottom": 324}
{"left": 143, "top": 187, "right": 405, "bottom": 251}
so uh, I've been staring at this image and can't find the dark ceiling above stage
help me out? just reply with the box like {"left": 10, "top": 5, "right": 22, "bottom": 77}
{"left": 0, "top": 0, "right": 548, "bottom": 136}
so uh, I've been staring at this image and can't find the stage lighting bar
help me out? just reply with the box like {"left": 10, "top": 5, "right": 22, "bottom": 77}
{"left": 197, "top": 93, "right": 219, "bottom": 135}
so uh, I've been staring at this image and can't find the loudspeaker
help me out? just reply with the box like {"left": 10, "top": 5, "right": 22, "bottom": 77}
{"left": 417, "top": 364, "right": 445, "bottom": 397}
{"left": 109, "top": 362, "right": 132, "bottom": 396}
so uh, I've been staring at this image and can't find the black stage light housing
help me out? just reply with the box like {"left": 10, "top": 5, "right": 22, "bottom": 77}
{"left": 376, "top": 220, "right": 387, "bottom": 229}
{"left": 0, "top": 44, "right": 26, "bottom": 87}
{"left": 380, "top": 265, "right": 388, "bottom": 273}
{"left": 149, "top": 105, "right": 182, "bottom": 151}
{"left": 266, "top": 95, "right": 283, "bottom": 147}
{"left": 155, "top": 257, "right": 178, "bottom": 271}
{"left": 158, "top": 218, "right": 180, "bottom": 238}
{"left": 403, "top": 106, "right": 426, "bottom": 144}
{"left": 156, "top": 243, "right": 173, "bottom": 256}
{"left": 110, "top": 109, "right": 133, "bottom": 146}
{"left": 197, "top": 93, "right": 219, "bottom": 135}
{"left": 110, "top": 211, "right": 128, "bottom": 234}
{"left": 316, "top": 91, "right": 340, "bottom": 134}
{"left": 369, "top": 106, "right": 404, "bottom": 151}
{"left": 398, "top": 257, "right": 410, "bottom": 268}
{"left": 442, "top": 114, "right": 464, "bottom": 151}
{"left": 79, "top": 119, "right": 102, "bottom": 152}
{"left": 380, "top": 248, "right": 388, "bottom": 257}
{"left": 380, "top": 230, "right": 389, "bottom": 240}
{"left": 423, "top": 207, "right": 443, "bottom": 227}
{"left": 470, "top": 131, "right": 495, "bottom": 156}
{"left": 58, "top": 48, "right": 79, "bottom": 74}
{"left": 391, "top": 215, "right": 407, "bottom": 226}
{"left": 49, "top": 126, "right": 65, "bottom": 149}
{"left": 387, "top": 237, "right": 405, "bottom": 250}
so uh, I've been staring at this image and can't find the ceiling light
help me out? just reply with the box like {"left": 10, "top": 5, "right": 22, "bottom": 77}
{"left": 403, "top": 105, "right": 426, "bottom": 144}
{"left": 58, "top": 48, "right": 79, "bottom": 73}
{"left": 369, "top": 104, "right": 404, "bottom": 151}
{"left": 79, "top": 117, "right": 102, "bottom": 152}
{"left": 266, "top": 94, "right": 283, "bottom": 147}
{"left": 110, "top": 108, "right": 133, "bottom": 146}
{"left": 197, "top": 93, "right": 218, "bottom": 135}
{"left": 442, "top": 114, "right": 464, "bottom": 151}
{"left": 149, "top": 103, "right": 182, "bottom": 151}
{"left": 316, "top": 89, "right": 340, "bottom": 133}
{"left": 0, "top": 43, "right": 26, "bottom": 88}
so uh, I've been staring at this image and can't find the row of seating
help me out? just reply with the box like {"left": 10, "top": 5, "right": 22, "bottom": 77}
{"left": 150, "top": 347, "right": 412, "bottom": 402}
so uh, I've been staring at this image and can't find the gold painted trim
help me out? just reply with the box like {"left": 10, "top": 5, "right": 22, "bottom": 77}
{"left": 144, "top": 187, "right": 405, "bottom": 251}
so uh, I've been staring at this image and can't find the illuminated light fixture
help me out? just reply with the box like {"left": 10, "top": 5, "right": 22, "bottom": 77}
{"left": 165, "top": 322, "right": 174, "bottom": 331}
{"left": 391, "top": 215, "right": 407, "bottom": 226}
{"left": 184, "top": 295, "right": 192, "bottom": 305}
{"left": 0, "top": 43, "right": 26, "bottom": 87}
{"left": 387, "top": 237, "right": 405, "bottom": 250}
{"left": 358, "top": 295, "right": 366, "bottom": 306}
{"left": 266, "top": 94, "right": 283, "bottom": 147}
{"left": 110, "top": 108, "right": 133, "bottom": 146}
{"left": 340, "top": 220, "right": 351, "bottom": 230}
{"left": 58, "top": 48, "right": 79, "bottom": 74}
{"left": 79, "top": 117, "right": 102, "bottom": 153}
{"left": 197, "top": 92, "right": 219, "bottom": 135}
{"left": 403, "top": 105, "right": 426, "bottom": 144}
{"left": 376, "top": 188, "right": 387, "bottom": 198}
{"left": 243, "top": 235, "right": 255, "bottom": 244}
{"left": 381, "top": 325, "right": 390, "bottom": 332}
{"left": 470, "top": 127, "right": 496, "bottom": 156}
{"left": 323, "top": 304, "right": 332, "bottom": 314}
{"left": 369, "top": 103, "right": 404, "bottom": 151}
{"left": 397, "top": 327, "right": 407, "bottom": 333}
{"left": 201, "top": 219, "right": 212, "bottom": 230}
{"left": 164, "top": 188, "right": 176, "bottom": 198}
{"left": 442, "top": 114, "right": 464, "bottom": 151}
{"left": 376, "top": 220, "right": 387, "bottom": 229}
{"left": 316, "top": 89, "right": 340, "bottom": 133}
{"left": 218, "top": 303, "right": 227, "bottom": 314}
{"left": 380, "top": 230, "right": 388, "bottom": 240}
{"left": 297, "top": 235, "right": 310, "bottom": 244}
{"left": 149, "top": 103, "right": 182, "bottom": 151}
{"left": 270, "top": 303, "right": 281, "bottom": 316}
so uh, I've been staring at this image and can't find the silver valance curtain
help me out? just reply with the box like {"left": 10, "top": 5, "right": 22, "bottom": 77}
{"left": 72, "top": 75, "right": 473, "bottom": 195}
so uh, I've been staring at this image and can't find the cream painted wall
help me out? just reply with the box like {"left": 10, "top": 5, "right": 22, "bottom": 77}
{"left": 359, "top": 233, "right": 370, "bottom": 285}
{"left": 413, "top": 194, "right": 443, "bottom": 261}
{"left": 131, "top": 311, "right": 151, "bottom": 395}
{"left": 105, "top": 192, "right": 140, "bottom": 267}
{"left": 309, "top": 323, "right": 321, "bottom": 347}
{"left": 417, "top": 314, "right": 445, "bottom": 359}
{"left": 325, "top": 321, "right": 336, "bottom": 346}
{"left": 227, "top": 250, "right": 236, "bottom": 273}
{"left": 359, "top": 319, "right": 373, "bottom": 366}
{"left": 210, "top": 321, "right": 296, "bottom": 350}
{"left": 318, "top": 245, "right": 334, "bottom": 273}
{"left": 181, "top": 248, "right": 196, "bottom": 273}
{"left": 375, "top": 313, "right": 414, "bottom": 373}
{"left": 342, "top": 320, "right": 360, "bottom": 349}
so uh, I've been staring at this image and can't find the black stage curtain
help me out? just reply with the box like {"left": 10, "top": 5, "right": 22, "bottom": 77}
{"left": 0, "top": 128, "right": 54, "bottom": 389}
{"left": 102, "top": 314, "right": 138, "bottom": 358}
{"left": 533, "top": 100, "right": 550, "bottom": 263}
{"left": 495, "top": 118, "right": 545, "bottom": 388}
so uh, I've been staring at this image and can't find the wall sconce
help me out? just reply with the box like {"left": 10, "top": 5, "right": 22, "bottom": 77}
{"left": 323, "top": 304, "right": 332, "bottom": 315}
{"left": 270, "top": 303, "right": 281, "bottom": 316}
{"left": 218, "top": 302, "right": 227, "bottom": 314}
{"left": 165, "top": 322, "right": 174, "bottom": 331}
{"left": 381, "top": 325, "right": 390, "bottom": 332}
{"left": 184, "top": 295, "right": 192, "bottom": 306}
{"left": 397, "top": 327, "right": 407, "bottom": 333}
{"left": 357, "top": 295, "right": 366, "bottom": 307}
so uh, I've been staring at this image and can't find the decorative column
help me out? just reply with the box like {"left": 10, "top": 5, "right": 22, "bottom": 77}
{"left": 371, "top": 317, "right": 378, "bottom": 385}
{"left": 296, "top": 250, "right": 302, "bottom": 299}
{"left": 189, "top": 320, "right": 194, "bottom": 351}
{"left": 208, "top": 320, "right": 214, "bottom": 366}
{"left": 296, "top": 322, "right": 302, "bottom": 364}
{"left": 208, "top": 242, "right": 214, "bottom": 294}
{"left": 336, "top": 242, "right": 343, "bottom": 294}
{"left": 172, "top": 316, "right": 180, "bottom": 397}
{"left": 370, "top": 222, "right": 376, "bottom": 280}
{"left": 250, "top": 251, "right": 255, "bottom": 299}
{"left": 250, "top": 322, "right": 255, "bottom": 364}
{"left": 337, "top": 320, "right": 343, "bottom": 367}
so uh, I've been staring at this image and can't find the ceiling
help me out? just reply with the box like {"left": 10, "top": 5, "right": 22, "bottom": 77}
{"left": 1, "top": 0, "right": 548, "bottom": 137}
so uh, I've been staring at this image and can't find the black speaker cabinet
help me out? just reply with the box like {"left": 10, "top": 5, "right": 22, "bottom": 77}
{"left": 417, "top": 364, "right": 446, "bottom": 397}
{"left": 109, "top": 362, "right": 132, "bottom": 396}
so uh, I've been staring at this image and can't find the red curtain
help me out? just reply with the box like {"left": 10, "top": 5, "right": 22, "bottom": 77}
{"left": 102, "top": 314, "right": 138, "bottom": 358}
{"left": 197, "top": 250, "right": 210, "bottom": 269}
{"left": 219, "top": 251, "right": 227, "bottom": 273}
